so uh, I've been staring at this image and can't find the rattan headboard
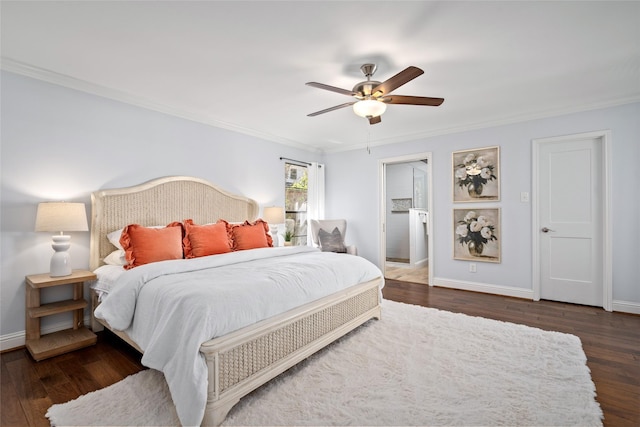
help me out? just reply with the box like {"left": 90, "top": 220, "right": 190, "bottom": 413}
{"left": 90, "top": 176, "right": 259, "bottom": 270}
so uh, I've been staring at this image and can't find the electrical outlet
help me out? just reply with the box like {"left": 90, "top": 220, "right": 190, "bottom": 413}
{"left": 520, "top": 192, "right": 530, "bottom": 202}
{"left": 469, "top": 263, "right": 477, "bottom": 273}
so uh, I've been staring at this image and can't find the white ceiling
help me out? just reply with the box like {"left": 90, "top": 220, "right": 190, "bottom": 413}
{"left": 2, "top": 1, "right": 639, "bottom": 153}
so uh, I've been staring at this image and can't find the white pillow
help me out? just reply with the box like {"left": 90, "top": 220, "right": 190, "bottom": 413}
{"left": 103, "top": 249, "right": 127, "bottom": 266}
{"left": 92, "top": 264, "right": 126, "bottom": 300}
{"left": 107, "top": 228, "right": 125, "bottom": 250}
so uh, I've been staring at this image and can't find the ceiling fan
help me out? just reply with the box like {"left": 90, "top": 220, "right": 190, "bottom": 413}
{"left": 306, "top": 64, "right": 444, "bottom": 125}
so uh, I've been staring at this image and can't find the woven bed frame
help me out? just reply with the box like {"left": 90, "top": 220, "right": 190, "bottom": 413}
{"left": 89, "top": 176, "right": 383, "bottom": 426}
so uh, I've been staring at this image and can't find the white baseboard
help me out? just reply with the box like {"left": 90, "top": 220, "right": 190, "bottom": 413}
{"left": 432, "top": 277, "right": 536, "bottom": 300}
{"left": 612, "top": 300, "right": 640, "bottom": 315}
{"left": 1, "top": 315, "right": 92, "bottom": 353}
{"left": 0, "top": 331, "right": 25, "bottom": 352}
{"left": 412, "top": 258, "right": 428, "bottom": 268}
{"left": 432, "top": 277, "right": 640, "bottom": 315}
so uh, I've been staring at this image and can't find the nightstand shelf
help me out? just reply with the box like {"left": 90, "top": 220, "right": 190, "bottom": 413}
{"left": 25, "top": 327, "right": 97, "bottom": 361}
{"left": 25, "top": 270, "right": 97, "bottom": 361}
{"left": 28, "top": 299, "right": 88, "bottom": 318}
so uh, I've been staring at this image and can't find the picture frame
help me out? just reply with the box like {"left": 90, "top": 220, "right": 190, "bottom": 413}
{"left": 453, "top": 208, "right": 501, "bottom": 263}
{"left": 452, "top": 146, "right": 500, "bottom": 202}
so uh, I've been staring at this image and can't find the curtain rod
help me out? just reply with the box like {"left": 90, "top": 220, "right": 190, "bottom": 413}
{"left": 279, "top": 157, "right": 312, "bottom": 166}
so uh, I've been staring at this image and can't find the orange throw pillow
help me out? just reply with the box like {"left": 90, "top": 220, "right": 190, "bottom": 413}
{"left": 120, "top": 222, "right": 184, "bottom": 269}
{"left": 183, "top": 219, "right": 232, "bottom": 258}
{"left": 230, "top": 219, "right": 273, "bottom": 251}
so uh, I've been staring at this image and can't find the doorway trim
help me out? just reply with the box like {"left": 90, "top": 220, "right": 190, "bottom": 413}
{"left": 379, "top": 152, "right": 434, "bottom": 286}
{"left": 532, "top": 130, "right": 612, "bottom": 311}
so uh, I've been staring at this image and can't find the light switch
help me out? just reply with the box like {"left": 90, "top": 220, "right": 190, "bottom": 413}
{"left": 520, "top": 192, "right": 529, "bottom": 202}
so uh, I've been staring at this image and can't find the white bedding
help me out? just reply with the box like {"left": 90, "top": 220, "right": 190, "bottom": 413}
{"left": 91, "top": 264, "right": 125, "bottom": 301}
{"left": 94, "top": 246, "right": 383, "bottom": 426}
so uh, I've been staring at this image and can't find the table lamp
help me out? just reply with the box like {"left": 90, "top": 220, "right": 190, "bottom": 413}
{"left": 262, "top": 206, "right": 285, "bottom": 245}
{"left": 35, "top": 202, "right": 89, "bottom": 277}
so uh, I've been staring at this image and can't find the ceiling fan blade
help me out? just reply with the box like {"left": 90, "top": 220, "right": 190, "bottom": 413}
{"left": 307, "top": 102, "right": 356, "bottom": 117}
{"left": 371, "top": 66, "right": 424, "bottom": 97}
{"left": 306, "top": 82, "right": 357, "bottom": 96}
{"left": 381, "top": 95, "right": 444, "bottom": 106}
{"left": 368, "top": 116, "right": 382, "bottom": 125}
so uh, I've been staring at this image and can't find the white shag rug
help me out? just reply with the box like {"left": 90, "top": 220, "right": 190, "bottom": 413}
{"left": 46, "top": 300, "right": 603, "bottom": 426}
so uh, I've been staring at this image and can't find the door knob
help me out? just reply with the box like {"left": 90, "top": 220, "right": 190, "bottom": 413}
{"left": 541, "top": 227, "right": 555, "bottom": 233}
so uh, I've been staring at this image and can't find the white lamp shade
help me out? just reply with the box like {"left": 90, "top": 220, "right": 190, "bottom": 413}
{"left": 35, "top": 202, "right": 88, "bottom": 232}
{"left": 35, "top": 202, "right": 88, "bottom": 276}
{"left": 263, "top": 206, "right": 285, "bottom": 224}
{"left": 353, "top": 99, "right": 387, "bottom": 118}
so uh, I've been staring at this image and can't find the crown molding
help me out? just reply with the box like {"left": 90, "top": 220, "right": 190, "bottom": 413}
{"left": 324, "top": 96, "right": 640, "bottom": 153}
{"left": 3, "top": 57, "right": 637, "bottom": 155}
{"left": 1, "top": 57, "right": 318, "bottom": 153}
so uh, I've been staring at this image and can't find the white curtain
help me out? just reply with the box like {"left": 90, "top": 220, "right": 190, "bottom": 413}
{"left": 306, "top": 162, "right": 325, "bottom": 245}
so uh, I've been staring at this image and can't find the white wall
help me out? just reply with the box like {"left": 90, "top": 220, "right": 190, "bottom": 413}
{"left": 0, "top": 71, "right": 321, "bottom": 341}
{"left": 325, "top": 102, "right": 640, "bottom": 310}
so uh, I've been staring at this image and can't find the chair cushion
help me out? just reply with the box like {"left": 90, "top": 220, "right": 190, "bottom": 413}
{"left": 318, "top": 227, "right": 347, "bottom": 253}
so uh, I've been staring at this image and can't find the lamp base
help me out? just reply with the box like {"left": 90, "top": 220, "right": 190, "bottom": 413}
{"left": 50, "top": 235, "right": 72, "bottom": 277}
{"left": 270, "top": 224, "right": 280, "bottom": 247}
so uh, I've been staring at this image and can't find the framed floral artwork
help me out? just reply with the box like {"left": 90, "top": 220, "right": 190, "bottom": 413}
{"left": 453, "top": 146, "right": 500, "bottom": 202}
{"left": 453, "top": 208, "right": 501, "bottom": 263}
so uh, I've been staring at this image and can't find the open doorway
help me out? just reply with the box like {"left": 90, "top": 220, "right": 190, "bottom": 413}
{"left": 379, "top": 153, "right": 433, "bottom": 286}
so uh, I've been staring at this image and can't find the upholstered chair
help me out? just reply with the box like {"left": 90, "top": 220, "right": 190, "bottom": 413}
{"left": 309, "top": 219, "right": 357, "bottom": 255}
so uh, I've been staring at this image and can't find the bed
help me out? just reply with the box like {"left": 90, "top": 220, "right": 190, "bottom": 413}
{"left": 89, "top": 176, "right": 383, "bottom": 426}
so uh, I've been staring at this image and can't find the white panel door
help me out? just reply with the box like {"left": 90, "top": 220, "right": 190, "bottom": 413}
{"left": 538, "top": 137, "right": 603, "bottom": 306}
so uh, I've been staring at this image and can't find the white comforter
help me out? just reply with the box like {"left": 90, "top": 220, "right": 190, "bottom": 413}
{"left": 94, "top": 246, "right": 383, "bottom": 426}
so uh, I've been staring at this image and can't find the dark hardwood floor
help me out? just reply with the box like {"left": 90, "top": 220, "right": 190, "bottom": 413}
{"left": 2, "top": 280, "right": 639, "bottom": 426}
{"left": 1, "top": 332, "right": 144, "bottom": 427}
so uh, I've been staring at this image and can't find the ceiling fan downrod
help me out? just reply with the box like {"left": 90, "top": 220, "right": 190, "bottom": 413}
{"left": 360, "top": 63, "right": 377, "bottom": 79}
{"left": 353, "top": 64, "right": 381, "bottom": 99}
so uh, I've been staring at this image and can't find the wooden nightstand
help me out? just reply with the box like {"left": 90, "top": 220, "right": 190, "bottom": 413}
{"left": 25, "top": 269, "right": 97, "bottom": 361}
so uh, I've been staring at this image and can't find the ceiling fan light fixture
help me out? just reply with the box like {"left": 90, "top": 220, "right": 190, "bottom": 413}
{"left": 353, "top": 99, "right": 387, "bottom": 118}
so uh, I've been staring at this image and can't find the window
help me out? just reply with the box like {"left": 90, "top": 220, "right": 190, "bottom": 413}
{"left": 284, "top": 163, "right": 308, "bottom": 246}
